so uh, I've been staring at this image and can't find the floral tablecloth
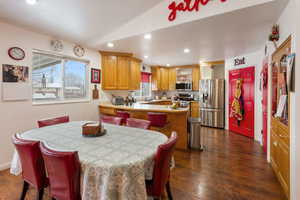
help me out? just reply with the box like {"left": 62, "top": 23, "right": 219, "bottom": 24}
{"left": 10, "top": 121, "right": 168, "bottom": 200}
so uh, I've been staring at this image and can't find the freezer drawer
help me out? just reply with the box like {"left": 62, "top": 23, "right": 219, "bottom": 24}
{"left": 200, "top": 108, "right": 224, "bottom": 128}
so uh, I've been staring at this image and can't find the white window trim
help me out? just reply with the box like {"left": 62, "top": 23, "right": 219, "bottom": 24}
{"left": 32, "top": 98, "right": 91, "bottom": 106}
{"left": 32, "top": 49, "right": 91, "bottom": 105}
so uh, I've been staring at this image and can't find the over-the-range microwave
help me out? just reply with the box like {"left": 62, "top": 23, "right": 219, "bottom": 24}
{"left": 175, "top": 82, "right": 192, "bottom": 90}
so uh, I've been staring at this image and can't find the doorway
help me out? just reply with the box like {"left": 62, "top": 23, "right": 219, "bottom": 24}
{"left": 229, "top": 66, "right": 255, "bottom": 138}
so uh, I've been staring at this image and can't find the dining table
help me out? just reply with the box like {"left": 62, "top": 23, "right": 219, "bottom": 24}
{"left": 10, "top": 121, "right": 168, "bottom": 200}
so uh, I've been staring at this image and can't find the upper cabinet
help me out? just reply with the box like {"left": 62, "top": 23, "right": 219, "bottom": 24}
{"left": 168, "top": 68, "right": 177, "bottom": 91}
{"left": 192, "top": 66, "right": 200, "bottom": 90}
{"left": 152, "top": 65, "right": 200, "bottom": 91}
{"left": 151, "top": 66, "right": 162, "bottom": 91}
{"left": 130, "top": 58, "right": 142, "bottom": 90}
{"left": 102, "top": 55, "right": 118, "bottom": 90}
{"left": 100, "top": 51, "right": 141, "bottom": 90}
{"left": 160, "top": 67, "right": 169, "bottom": 91}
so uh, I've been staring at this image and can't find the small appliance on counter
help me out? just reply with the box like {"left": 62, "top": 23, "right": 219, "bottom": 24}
{"left": 179, "top": 101, "right": 190, "bottom": 108}
{"left": 178, "top": 93, "right": 194, "bottom": 101}
{"left": 111, "top": 95, "right": 125, "bottom": 105}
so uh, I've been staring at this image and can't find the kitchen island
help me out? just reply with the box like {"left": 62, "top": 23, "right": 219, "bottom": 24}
{"left": 99, "top": 102, "right": 189, "bottom": 149}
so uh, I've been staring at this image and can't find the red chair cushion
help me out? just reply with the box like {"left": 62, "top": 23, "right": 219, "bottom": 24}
{"left": 146, "top": 132, "right": 178, "bottom": 197}
{"left": 100, "top": 115, "right": 122, "bottom": 125}
{"left": 126, "top": 118, "right": 151, "bottom": 130}
{"left": 147, "top": 112, "right": 167, "bottom": 128}
{"left": 12, "top": 134, "right": 48, "bottom": 189}
{"left": 38, "top": 116, "right": 70, "bottom": 128}
{"left": 40, "top": 142, "right": 81, "bottom": 200}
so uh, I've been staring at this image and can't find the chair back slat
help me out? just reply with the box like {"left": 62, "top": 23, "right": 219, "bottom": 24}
{"left": 38, "top": 116, "right": 69, "bottom": 128}
{"left": 151, "top": 132, "right": 178, "bottom": 196}
{"left": 126, "top": 118, "right": 151, "bottom": 130}
{"left": 40, "top": 143, "right": 81, "bottom": 200}
{"left": 12, "top": 134, "right": 47, "bottom": 189}
{"left": 100, "top": 115, "right": 122, "bottom": 125}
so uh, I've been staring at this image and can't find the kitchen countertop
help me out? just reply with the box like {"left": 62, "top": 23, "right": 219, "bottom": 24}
{"left": 99, "top": 102, "right": 189, "bottom": 113}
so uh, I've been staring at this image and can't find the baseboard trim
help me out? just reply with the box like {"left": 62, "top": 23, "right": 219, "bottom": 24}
{"left": 0, "top": 162, "right": 10, "bottom": 171}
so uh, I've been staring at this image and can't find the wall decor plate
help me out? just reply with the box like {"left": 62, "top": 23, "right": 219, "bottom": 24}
{"left": 51, "top": 39, "right": 64, "bottom": 52}
{"left": 74, "top": 45, "right": 85, "bottom": 57}
{"left": 8, "top": 47, "right": 25, "bottom": 60}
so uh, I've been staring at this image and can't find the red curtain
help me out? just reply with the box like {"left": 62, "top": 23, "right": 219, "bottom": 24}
{"left": 141, "top": 72, "right": 151, "bottom": 83}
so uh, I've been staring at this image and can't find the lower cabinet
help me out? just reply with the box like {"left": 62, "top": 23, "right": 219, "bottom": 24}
{"left": 190, "top": 102, "right": 200, "bottom": 118}
{"left": 270, "top": 117, "right": 290, "bottom": 199}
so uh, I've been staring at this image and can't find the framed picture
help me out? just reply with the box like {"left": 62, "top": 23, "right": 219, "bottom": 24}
{"left": 2, "top": 64, "right": 29, "bottom": 83}
{"left": 91, "top": 68, "right": 101, "bottom": 83}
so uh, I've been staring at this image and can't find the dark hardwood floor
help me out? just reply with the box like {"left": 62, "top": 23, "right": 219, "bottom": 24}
{"left": 0, "top": 127, "right": 286, "bottom": 200}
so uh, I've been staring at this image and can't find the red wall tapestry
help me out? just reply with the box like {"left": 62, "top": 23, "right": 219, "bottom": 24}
{"left": 229, "top": 66, "right": 255, "bottom": 138}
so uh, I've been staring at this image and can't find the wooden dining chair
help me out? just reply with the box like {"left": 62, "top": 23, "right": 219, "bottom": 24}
{"left": 40, "top": 142, "right": 81, "bottom": 200}
{"left": 126, "top": 118, "right": 151, "bottom": 130}
{"left": 12, "top": 134, "right": 48, "bottom": 200}
{"left": 100, "top": 115, "right": 122, "bottom": 125}
{"left": 146, "top": 132, "right": 178, "bottom": 200}
{"left": 116, "top": 110, "right": 130, "bottom": 125}
{"left": 37, "top": 116, "right": 70, "bottom": 128}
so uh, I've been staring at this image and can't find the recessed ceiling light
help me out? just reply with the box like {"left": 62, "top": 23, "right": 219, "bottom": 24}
{"left": 26, "top": 0, "right": 38, "bottom": 5}
{"left": 184, "top": 48, "right": 190, "bottom": 53}
{"left": 144, "top": 34, "right": 152, "bottom": 40}
{"left": 107, "top": 42, "right": 114, "bottom": 48}
{"left": 144, "top": 55, "right": 149, "bottom": 59}
{"left": 167, "top": 64, "right": 170, "bottom": 67}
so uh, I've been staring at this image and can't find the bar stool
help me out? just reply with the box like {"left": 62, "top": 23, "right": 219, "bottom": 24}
{"left": 147, "top": 112, "right": 169, "bottom": 132}
{"left": 116, "top": 111, "right": 130, "bottom": 125}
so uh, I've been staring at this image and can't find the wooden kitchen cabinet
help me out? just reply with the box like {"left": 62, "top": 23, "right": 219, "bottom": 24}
{"left": 100, "top": 51, "right": 141, "bottom": 90}
{"left": 130, "top": 58, "right": 142, "bottom": 90}
{"left": 102, "top": 55, "right": 118, "bottom": 90}
{"left": 151, "top": 66, "right": 162, "bottom": 91}
{"left": 168, "top": 68, "right": 177, "bottom": 90}
{"left": 270, "top": 36, "right": 291, "bottom": 199}
{"left": 192, "top": 65, "right": 200, "bottom": 90}
{"left": 160, "top": 67, "right": 169, "bottom": 90}
{"left": 117, "top": 56, "right": 130, "bottom": 90}
{"left": 190, "top": 101, "right": 200, "bottom": 118}
{"left": 152, "top": 64, "right": 200, "bottom": 91}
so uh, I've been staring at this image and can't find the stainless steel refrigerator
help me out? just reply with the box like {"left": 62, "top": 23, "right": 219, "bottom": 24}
{"left": 199, "top": 79, "right": 225, "bottom": 128}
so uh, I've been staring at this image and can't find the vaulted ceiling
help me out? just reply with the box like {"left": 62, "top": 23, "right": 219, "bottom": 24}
{"left": 0, "top": 0, "right": 289, "bottom": 65}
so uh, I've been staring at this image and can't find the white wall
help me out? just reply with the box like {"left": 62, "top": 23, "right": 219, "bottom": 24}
{"left": 224, "top": 1, "right": 298, "bottom": 198}
{"left": 266, "top": 0, "right": 297, "bottom": 199}
{"left": 225, "top": 50, "right": 264, "bottom": 144}
{"left": 0, "top": 21, "right": 108, "bottom": 170}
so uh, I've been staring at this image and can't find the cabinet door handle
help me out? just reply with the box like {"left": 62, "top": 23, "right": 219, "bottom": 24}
{"left": 273, "top": 141, "right": 278, "bottom": 146}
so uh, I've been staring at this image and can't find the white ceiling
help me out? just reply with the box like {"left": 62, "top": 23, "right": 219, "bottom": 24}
{"left": 0, "top": 0, "right": 289, "bottom": 66}
{"left": 98, "top": 0, "right": 289, "bottom": 66}
{"left": 0, "top": 0, "right": 162, "bottom": 44}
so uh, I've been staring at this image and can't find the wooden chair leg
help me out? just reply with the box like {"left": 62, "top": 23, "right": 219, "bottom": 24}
{"left": 20, "top": 181, "right": 29, "bottom": 200}
{"left": 166, "top": 181, "right": 173, "bottom": 200}
{"left": 36, "top": 188, "right": 44, "bottom": 200}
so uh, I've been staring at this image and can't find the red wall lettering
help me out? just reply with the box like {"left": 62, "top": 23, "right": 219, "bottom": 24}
{"left": 168, "top": 0, "right": 227, "bottom": 22}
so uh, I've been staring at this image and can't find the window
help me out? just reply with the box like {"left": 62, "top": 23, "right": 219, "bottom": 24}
{"left": 32, "top": 52, "right": 88, "bottom": 103}
{"left": 133, "top": 72, "right": 151, "bottom": 97}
